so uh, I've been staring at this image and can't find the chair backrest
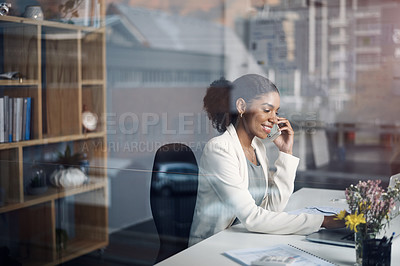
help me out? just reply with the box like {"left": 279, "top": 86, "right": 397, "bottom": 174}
{"left": 150, "top": 143, "right": 198, "bottom": 263}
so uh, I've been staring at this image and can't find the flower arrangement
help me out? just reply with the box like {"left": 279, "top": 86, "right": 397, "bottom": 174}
{"left": 335, "top": 179, "right": 400, "bottom": 264}
{"left": 336, "top": 179, "right": 400, "bottom": 235}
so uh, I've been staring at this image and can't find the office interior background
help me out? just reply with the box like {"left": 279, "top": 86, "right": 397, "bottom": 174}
{"left": 1, "top": 0, "right": 400, "bottom": 265}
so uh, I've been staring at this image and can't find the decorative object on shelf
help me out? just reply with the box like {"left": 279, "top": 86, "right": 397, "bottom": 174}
{"left": 23, "top": 5, "right": 44, "bottom": 20}
{"left": 0, "top": 2, "right": 11, "bottom": 16}
{"left": 56, "top": 145, "right": 85, "bottom": 167}
{"left": 0, "top": 187, "right": 4, "bottom": 206}
{"left": 82, "top": 105, "right": 98, "bottom": 132}
{"left": 50, "top": 145, "right": 88, "bottom": 188}
{"left": 50, "top": 167, "right": 87, "bottom": 188}
{"left": 59, "top": 0, "right": 86, "bottom": 24}
{"left": 335, "top": 179, "right": 400, "bottom": 265}
{"left": 56, "top": 228, "right": 69, "bottom": 252}
{"left": 26, "top": 161, "right": 48, "bottom": 195}
{"left": 0, "top": 71, "right": 23, "bottom": 83}
{"left": 79, "top": 152, "right": 90, "bottom": 176}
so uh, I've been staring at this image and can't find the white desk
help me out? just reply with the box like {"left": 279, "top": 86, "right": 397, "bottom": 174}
{"left": 156, "top": 188, "right": 399, "bottom": 266}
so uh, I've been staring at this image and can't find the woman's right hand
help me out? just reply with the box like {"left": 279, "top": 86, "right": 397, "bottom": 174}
{"left": 321, "top": 215, "right": 345, "bottom": 229}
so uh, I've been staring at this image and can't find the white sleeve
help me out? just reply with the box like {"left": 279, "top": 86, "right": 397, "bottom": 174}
{"left": 266, "top": 151, "right": 300, "bottom": 212}
{"left": 201, "top": 141, "right": 324, "bottom": 235}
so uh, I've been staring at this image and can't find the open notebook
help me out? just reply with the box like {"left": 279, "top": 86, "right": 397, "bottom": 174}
{"left": 306, "top": 174, "right": 400, "bottom": 247}
{"left": 224, "top": 244, "right": 334, "bottom": 265}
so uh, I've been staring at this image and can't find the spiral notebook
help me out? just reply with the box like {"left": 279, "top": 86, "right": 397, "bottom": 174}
{"left": 224, "top": 244, "right": 334, "bottom": 265}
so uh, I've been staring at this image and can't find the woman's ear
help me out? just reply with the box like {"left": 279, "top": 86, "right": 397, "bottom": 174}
{"left": 236, "top": 98, "right": 246, "bottom": 115}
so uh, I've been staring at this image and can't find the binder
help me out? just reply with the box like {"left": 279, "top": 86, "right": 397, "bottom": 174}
{"left": 0, "top": 97, "right": 4, "bottom": 143}
{"left": 4, "top": 95, "right": 9, "bottom": 143}
{"left": 22, "top": 98, "right": 27, "bottom": 140}
{"left": 8, "top": 97, "right": 12, "bottom": 142}
{"left": 25, "top": 97, "right": 32, "bottom": 140}
{"left": 14, "top": 98, "right": 23, "bottom": 142}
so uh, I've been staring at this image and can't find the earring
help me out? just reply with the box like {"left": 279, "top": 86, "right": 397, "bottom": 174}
{"left": 240, "top": 112, "right": 243, "bottom": 118}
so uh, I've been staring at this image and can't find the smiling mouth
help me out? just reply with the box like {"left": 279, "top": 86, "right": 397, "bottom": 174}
{"left": 261, "top": 124, "right": 272, "bottom": 133}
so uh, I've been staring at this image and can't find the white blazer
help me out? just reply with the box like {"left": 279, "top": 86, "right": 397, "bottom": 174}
{"left": 189, "top": 124, "right": 324, "bottom": 246}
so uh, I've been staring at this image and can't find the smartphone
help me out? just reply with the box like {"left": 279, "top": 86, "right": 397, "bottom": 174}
{"left": 267, "top": 123, "right": 281, "bottom": 141}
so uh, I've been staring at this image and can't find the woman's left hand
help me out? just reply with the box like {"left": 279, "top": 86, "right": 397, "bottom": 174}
{"left": 273, "top": 117, "right": 294, "bottom": 155}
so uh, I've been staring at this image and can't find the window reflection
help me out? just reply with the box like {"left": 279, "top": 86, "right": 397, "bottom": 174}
{"left": 105, "top": 0, "right": 400, "bottom": 263}
{"left": 1, "top": 0, "right": 400, "bottom": 264}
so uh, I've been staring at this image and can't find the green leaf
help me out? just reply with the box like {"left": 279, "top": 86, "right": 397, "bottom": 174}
{"left": 65, "top": 145, "right": 71, "bottom": 158}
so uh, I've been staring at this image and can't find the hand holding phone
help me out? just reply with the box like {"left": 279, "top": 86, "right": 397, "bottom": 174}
{"left": 269, "top": 117, "right": 294, "bottom": 155}
{"left": 267, "top": 123, "right": 281, "bottom": 141}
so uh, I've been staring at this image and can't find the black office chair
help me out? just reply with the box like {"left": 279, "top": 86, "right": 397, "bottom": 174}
{"left": 150, "top": 143, "right": 198, "bottom": 263}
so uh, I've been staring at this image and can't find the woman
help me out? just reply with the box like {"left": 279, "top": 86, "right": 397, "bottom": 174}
{"left": 189, "top": 74, "right": 343, "bottom": 246}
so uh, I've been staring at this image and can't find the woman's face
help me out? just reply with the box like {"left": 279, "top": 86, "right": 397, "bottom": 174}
{"left": 243, "top": 92, "right": 280, "bottom": 139}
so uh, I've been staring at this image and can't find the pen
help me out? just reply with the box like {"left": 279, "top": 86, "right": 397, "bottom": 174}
{"left": 389, "top": 232, "right": 395, "bottom": 244}
{"left": 307, "top": 207, "right": 338, "bottom": 215}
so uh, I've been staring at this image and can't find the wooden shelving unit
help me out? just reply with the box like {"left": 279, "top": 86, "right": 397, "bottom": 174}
{"left": 0, "top": 1, "right": 108, "bottom": 264}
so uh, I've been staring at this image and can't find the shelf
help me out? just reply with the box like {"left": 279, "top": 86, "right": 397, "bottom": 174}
{"left": 0, "top": 179, "right": 106, "bottom": 214}
{"left": 22, "top": 258, "right": 54, "bottom": 266}
{"left": 0, "top": 131, "right": 106, "bottom": 150}
{"left": 0, "top": 15, "right": 104, "bottom": 32}
{"left": 53, "top": 239, "right": 108, "bottom": 266}
{"left": 0, "top": 79, "right": 39, "bottom": 86}
{"left": 20, "top": 238, "right": 108, "bottom": 266}
{"left": 0, "top": 3, "right": 108, "bottom": 264}
{"left": 82, "top": 80, "right": 104, "bottom": 86}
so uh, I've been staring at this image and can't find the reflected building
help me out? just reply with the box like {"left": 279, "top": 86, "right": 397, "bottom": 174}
{"left": 105, "top": 4, "right": 224, "bottom": 162}
{"left": 235, "top": 1, "right": 348, "bottom": 121}
{"left": 235, "top": 4, "right": 308, "bottom": 115}
{"left": 105, "top": 3, "right": 266, "bottom": 160}
{"left": 235, "top": 0, "right": 400, "bottom": 129}
{"left": 233, "top": 0, "right": 400, "bottom": 179}
{"left": 106, "top": 4, "right": 225, "bottom": 90}
{"left": 104, "top": 3, "right": 267, "bottom": 230}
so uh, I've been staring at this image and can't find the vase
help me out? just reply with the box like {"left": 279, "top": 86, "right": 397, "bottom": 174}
{"left": 50, "top": 167, "right": 88, "bottom": 188}
{"left": 355, "top": 228, "right": 376, "bottom": 266}
{"left": 23, "top": 5, "right": 44, "bottom": 20}
{"left": 27, "top": 161, "right": 48, "bottom": 195}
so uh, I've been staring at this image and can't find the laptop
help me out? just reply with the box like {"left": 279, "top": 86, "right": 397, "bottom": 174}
{"left": 306, "top": 227, "right": 355, "bottom": 247}
{"left": 306, "top": 174, "right": 400, "bottom": 247}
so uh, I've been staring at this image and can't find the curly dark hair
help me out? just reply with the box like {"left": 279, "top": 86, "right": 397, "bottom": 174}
{"left": 203, "top": 74, "right": 279, "bottom": 133}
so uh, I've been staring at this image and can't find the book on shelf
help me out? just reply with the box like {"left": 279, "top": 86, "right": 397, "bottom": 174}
{"left": 8, "top": 97, "right": 12, "bottom": 142}
{"left": 22, "top": 98, "right": 27, "bottom": 140}
{"left": 0, "top": 97, "right": 4, "bottom": 143}
{"left": 0, "top": 96, "right": 32, "bottom": 144}
{"left": 12, "top": 98, "right": 16, "bottom": 142}
{"left": 25, "top": 97, "right": 32, "bottom": 141}
{"left": 14, "top": 97, "right": 23, "bottom": 142}
{"left": 4, "top": 95, "right": 9, "bottom": 143}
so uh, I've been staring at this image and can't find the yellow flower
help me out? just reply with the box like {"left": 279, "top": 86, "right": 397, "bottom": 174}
{"left": 334, "top": 210, "right": 347, "bottom": 220}
{"left": 345, "top": 212, "right": 366, "bottom": 232}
